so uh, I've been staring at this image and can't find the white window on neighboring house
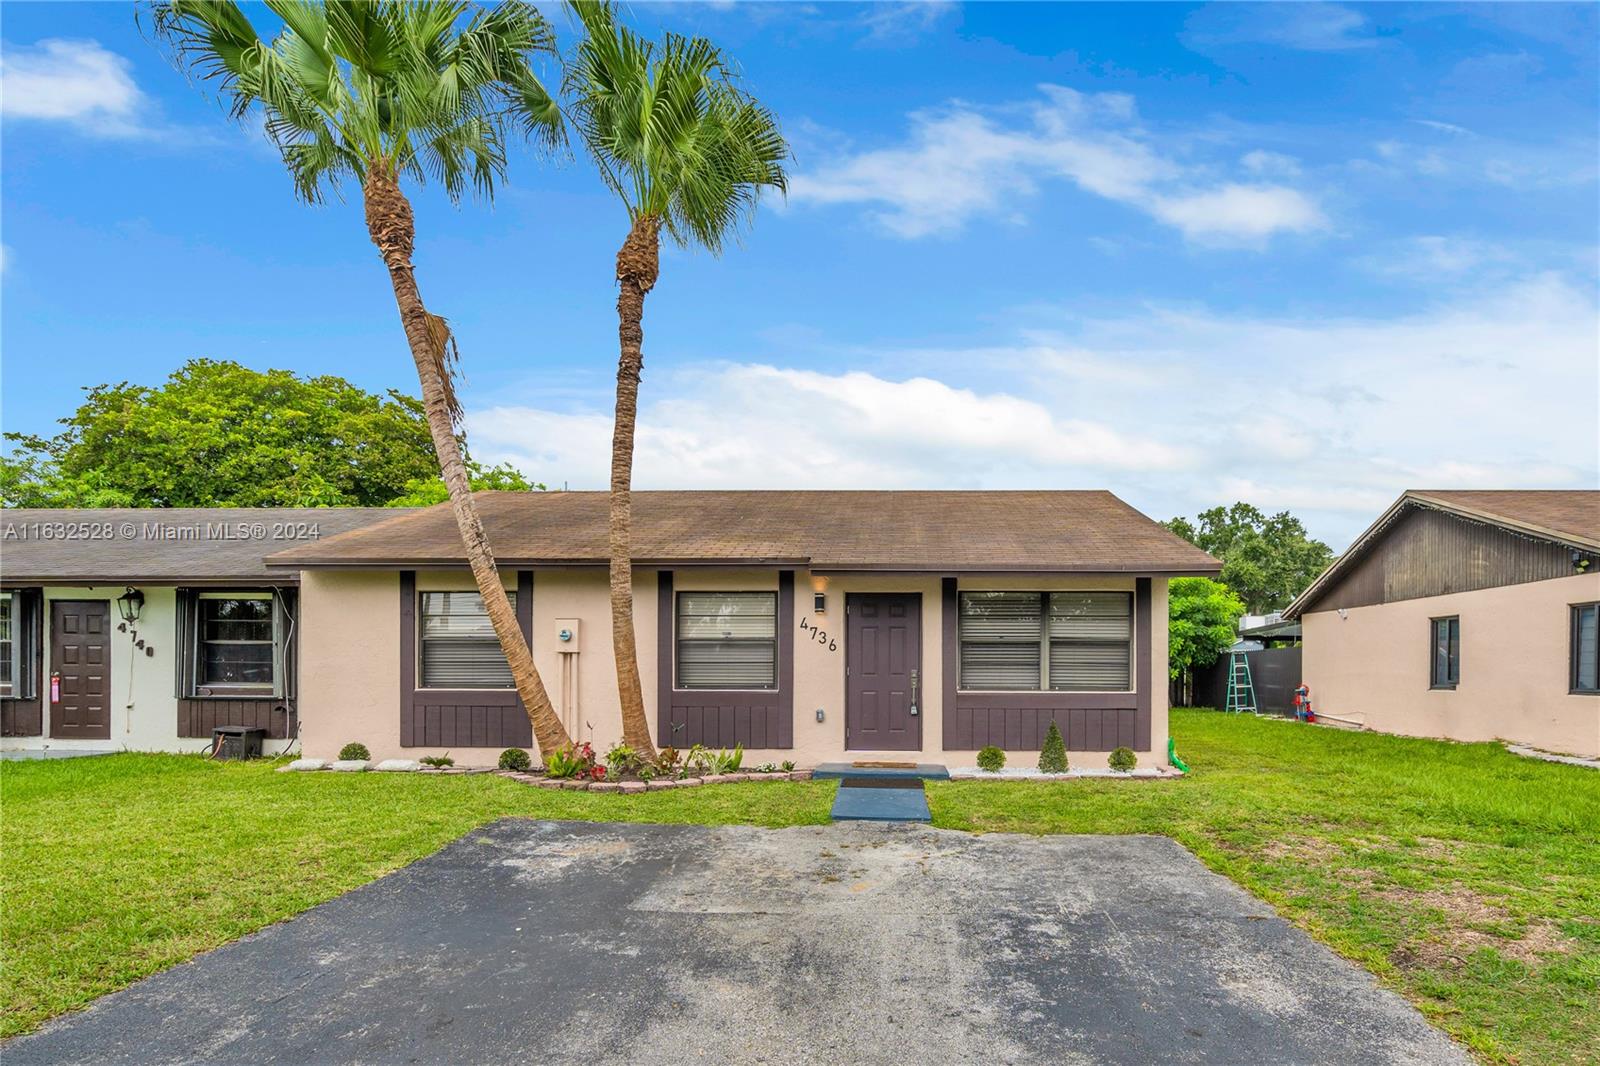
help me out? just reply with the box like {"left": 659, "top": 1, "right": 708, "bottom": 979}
{"left": 0, "top": 591, "right": 18, "bottom": 698}
{"left": 676, "top": 591, "right": 777, "bottom": 690}
{"left": 419, "top": 591, "right": 516, "bottom": 689}
{"left": 959, "top": 590, "right": 1133, "bottom": 692}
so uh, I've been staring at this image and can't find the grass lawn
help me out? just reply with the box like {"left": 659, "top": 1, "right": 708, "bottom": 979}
{"left": 3, "top": 711, "right": 1597, "bottom": 1064}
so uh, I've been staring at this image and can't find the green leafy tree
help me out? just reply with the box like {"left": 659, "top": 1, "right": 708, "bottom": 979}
{"left": 1165, "top": 503, "right": 1333, "bottom": 614}
{"left": 149, "top": 0, "right": 574, "bottom": 758}
{"left": 2, "top": 359, "right": 442, "bottom": 507}
{"left": 386, "top": 461, "right": 545, "bottom": 506}
{"left": 566, "top": 1, "right": 789, "bottom": 761}
{"left": 1168, "top": 577, "right": 1246, "bottom": 682}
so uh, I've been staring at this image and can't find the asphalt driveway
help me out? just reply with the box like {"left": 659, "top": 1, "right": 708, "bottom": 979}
{"left": 7, "top": 819, "right": 1467, "bottom": 1065}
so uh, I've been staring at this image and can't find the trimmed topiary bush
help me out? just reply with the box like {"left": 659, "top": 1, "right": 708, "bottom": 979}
{"left": 1108, "top": 746, "right": 1137, "bottom": 772}
{"left": 1037, "top": 721, "right": 1068, "bottom": 774}
{"left": 498, "top": 747, "right": 531, "bottom": 772}
{"left": 338, "top": 742, "right": 370, "bottom": 762}
{"left": 976, "top": 745, "right": 1006, "bottom": 773}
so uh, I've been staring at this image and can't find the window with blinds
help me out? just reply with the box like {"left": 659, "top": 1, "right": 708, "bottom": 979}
{"left": 676, "top": 591, "right": 777, "bottom": 690}
{"left": 959, "top": 591, "right": 1132, "bottom": 692}
{"left": 419, "top": 591, "right": 516, "bottom": 689}
{"left": 197, "top": 594, "right": 275, "bottom": 690}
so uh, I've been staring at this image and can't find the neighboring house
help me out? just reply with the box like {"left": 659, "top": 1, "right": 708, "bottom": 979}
{"left": 1285, "top": 490, "right": 1600, "bottom": 758}
{"left": 0, "top": 508, "right": 411, "bottom": 755}
{"left": 267, "top": 490, "right": 1218, "bottom": 767}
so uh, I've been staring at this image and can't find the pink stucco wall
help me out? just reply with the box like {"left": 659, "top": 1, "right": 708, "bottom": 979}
{"left": 1301, "top": 572, "right": 1600, "bottom": 758}
{"left": 298, "top": 568, "right": 1171, "bottom": 767}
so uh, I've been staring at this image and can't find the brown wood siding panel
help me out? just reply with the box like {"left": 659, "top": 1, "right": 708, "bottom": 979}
{"left": 399, "top": 570, "right": 535, "bottom": 750}
{"left": 1309, "top": 506, "right": 1585, "bottom": 613}
{"left": 176, "top": 697, "right": 296, "bottom": 740}
{"left": 656, "top": 569, "right": 794, "bottom": 750}
{"left": 944, "top": 579, "right": 1149, "bottom": 751}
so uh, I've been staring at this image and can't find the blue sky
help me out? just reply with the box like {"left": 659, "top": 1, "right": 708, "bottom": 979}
{"left": 2, "top": 1, "right": 1596, "bottom": 547}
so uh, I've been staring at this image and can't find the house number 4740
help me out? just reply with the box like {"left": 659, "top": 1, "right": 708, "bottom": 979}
{"left": 798, "top": 617, "right": 837, "bottom": 652}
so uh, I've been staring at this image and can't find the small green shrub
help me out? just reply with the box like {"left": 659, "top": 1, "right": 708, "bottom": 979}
{"left": 710, "top": 744, "right": 744, "bottom": 774}
{"left": 683, "top": 744, "right": 713, "bottom": 774}
{"left": 420, "top": 753, "right": 454, "bottom": 769}
{"left": 338, "top": 743, "right": 370, "bottom": 762}
{"left": 1037, "top": 721, "right": 1068, "bottom": 774}
{"left": 497, "top": 748, "right": 531, "bottom": 772}
{"left": 780, "top": 760, "right": 795, "bottom": 773}
{"left": 605, "top": 743, "right": 642, "bottom": 776}
{"left": 1108, "top": 746, "right": 1137, "bottom": 772}
{"left": 976, "top": 745, "right": 1006, "bottom": 772}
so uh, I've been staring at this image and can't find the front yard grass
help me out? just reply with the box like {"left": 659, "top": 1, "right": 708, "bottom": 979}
{"left": 2, "top": 710, "right": 1596, "bottom": 1064}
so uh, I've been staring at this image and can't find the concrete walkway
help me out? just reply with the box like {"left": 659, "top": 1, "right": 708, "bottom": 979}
{"left": 5, "top": 819, "right": 1469, "bottom": 1065}
{"left": 1505, "top": 743, "right": 1600, "bottom": 770}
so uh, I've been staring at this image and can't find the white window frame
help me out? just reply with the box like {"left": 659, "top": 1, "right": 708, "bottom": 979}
{"left": 675, "top": 590, "right": 779, "bottom": 691}
{"left": 194, "top": 592, "right": 278, "bottom": 695}
{"left": 0, "top": 591, "right": 19, "bottom": 699}
{"left": 958, "top": 589, "right": 1135, "bottom": 694}
{"left": 416, "top": 589, "right": 517, "bottom": 691}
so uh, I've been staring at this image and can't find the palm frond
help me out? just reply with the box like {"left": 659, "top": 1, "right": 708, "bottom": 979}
{"left": 565, "top": 0, "right": 789, "bottom": 251}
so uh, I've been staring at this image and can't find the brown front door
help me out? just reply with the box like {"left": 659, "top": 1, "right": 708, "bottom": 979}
{"left": 50, "top": 601, "right": 111, "bottom": 740}
{"left": 845, "top": 593, "right": 922, "bottom": 751}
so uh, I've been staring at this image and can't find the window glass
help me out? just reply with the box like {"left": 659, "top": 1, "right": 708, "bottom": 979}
{"left": 959, "top": 592, "right": 1042, "bottom": 689}
{"left": 959, "top": 591, "right": 1132, "bottom": 691}
{"left": 420, "top": 591, "right": 515, "bottom": 689}
{"left": 1431, "top": 617, "right": 1460, "bottom": 688}
{"left": 1573, "top": 604, "right": 1598, "bottom": 693}
{"left": 676, "top": 592, "right": 777, "bottom": 689}
{"left": 198, "top": 596, "right": 274, "bottom": 687}
{"left": 0, "top": 593, "right": 15, "bottom": 698}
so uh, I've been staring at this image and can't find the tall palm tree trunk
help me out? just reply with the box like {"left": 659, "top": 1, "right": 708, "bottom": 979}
{"left": 363, "top": 161, "right": 572, "bottom": 759}
{"left": 608, "top": 214, "right": 662, "bottom": 761}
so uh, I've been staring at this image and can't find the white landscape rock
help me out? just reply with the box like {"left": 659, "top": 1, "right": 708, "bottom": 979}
{"left": 329, "top": 759, "right": 370, "bottom": 772}
{"left": 283, "top": 758, "right": 329, "bottom": 772}
{"left": 374, "top": 759, "right": 425, "bottom": 772}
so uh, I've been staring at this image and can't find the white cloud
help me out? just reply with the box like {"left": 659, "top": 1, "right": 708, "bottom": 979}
{"left": 469, "top": 364, "right": 1192, "bottom": 494}
{"left": 0, "top": 39, "right": 150, "bottom": 137}
{"left": 789, "top": 86, "right": 1324, "bottom": 244}
{"left": 1150, "top": 184, "right": 1325, "bottom": 243}
{"left": 857, "top": 2, "right": 957, "bottom": 45}
{"left": 1183, "top": 4, "right": 1378, "bottom": 53}
{"left": 464, "top": 272, "right": 1597, "bottom": 548}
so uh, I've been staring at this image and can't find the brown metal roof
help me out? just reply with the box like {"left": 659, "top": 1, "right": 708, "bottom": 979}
{"left": 1284, "top": 488, "right": 1600, "bottom": 618}
{"left": 0, "top": 508, "right": 416, "bottom": 585}
{"left": 266, "top": 490, "right": 1220, "bottom": 574}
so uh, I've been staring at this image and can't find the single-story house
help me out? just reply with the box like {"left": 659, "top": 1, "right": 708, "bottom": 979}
{"left": 267, "top": 490, "right": 1218, "bottom": 768}
{"left": 0, "top": 508, "right": 411, "bottom": 755}
{"left": 1285, "top": 490, "right": 1600, "bottom": 758}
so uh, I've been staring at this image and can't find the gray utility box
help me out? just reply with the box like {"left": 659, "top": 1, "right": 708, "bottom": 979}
{"left": 211, "top": 726, "right": 268, "bottom": 760}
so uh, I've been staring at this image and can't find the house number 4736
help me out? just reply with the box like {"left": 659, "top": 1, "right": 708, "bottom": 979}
{"left": 798, "top": 617, "right": 837, "bottom": 652}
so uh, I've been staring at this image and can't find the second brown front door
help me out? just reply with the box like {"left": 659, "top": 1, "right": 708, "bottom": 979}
{"left": 49, "top": 600, "right": 111, "bottom": 740}
{"left": 845, "top": 593, "right": 922, "bottom": 751}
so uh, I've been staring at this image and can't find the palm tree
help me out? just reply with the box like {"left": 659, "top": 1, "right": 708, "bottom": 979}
{"left": 148, "top": 0, "right": 575, "bottom": 757}
{"left": 566, "top": 1, "right": 788, "bottom": 762}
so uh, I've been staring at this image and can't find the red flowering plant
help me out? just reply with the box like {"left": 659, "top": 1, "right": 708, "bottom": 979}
{"left": 545, "top": 741, "right": 599, "bottom": 780}
{"left": 588, "top": 764, "right": 607, "bottom": 781}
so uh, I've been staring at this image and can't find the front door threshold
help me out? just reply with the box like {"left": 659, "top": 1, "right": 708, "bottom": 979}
{"left": 813, "top": 762, "right": 950, "bottom": 781}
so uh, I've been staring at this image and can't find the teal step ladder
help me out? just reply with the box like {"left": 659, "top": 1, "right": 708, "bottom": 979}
{"left": 1224, "top": 651, "right": 1258, "bottom": 714}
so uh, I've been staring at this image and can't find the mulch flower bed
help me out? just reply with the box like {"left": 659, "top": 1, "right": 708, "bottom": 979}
{"left": 492, "top": 768, "right": 814, "bottom": 793}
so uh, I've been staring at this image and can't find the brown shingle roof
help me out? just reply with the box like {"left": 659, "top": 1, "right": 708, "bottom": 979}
{"left": 266, "top": 490, "right": 1219, "bottom": 574}
{"left": 0, "top": 508, "right": 416, "bottom": 584}
{"left": 1406, "top": 490, "right": 1599, "bottom": 548}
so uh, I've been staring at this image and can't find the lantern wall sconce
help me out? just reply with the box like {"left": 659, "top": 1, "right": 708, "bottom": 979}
{"left": 116, "top": 587, "right": 145, "bottom": 624}
{"left": 813, "top": 592, "right": 826, "bottom": 614}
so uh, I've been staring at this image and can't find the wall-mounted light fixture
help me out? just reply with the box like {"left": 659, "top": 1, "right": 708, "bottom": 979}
{"left": 116, "top": 587, "right": 145, "bottom": 624}
{"left": 813, "top": 592, "right": 826, "bottom": 614}
{"left": 815, "top": 708, "right": 825, "bottom": 722}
